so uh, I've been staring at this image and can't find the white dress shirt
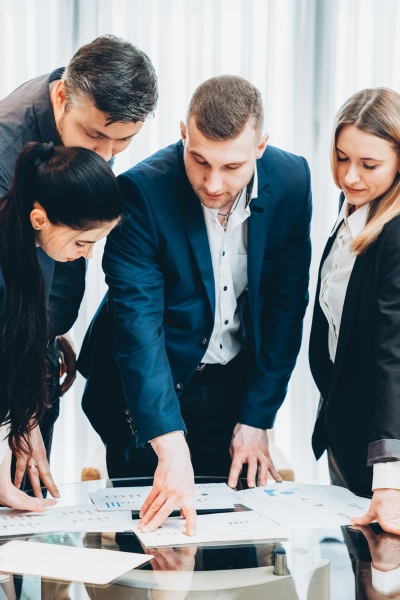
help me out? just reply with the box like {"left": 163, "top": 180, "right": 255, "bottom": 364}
{"left": 320, "top": 198, "right": 400, "bottom": 490}
{"left": 320, "top": 199, "right": 369, "bottom": 362}
{"left": 201, "top": 168, "right": 258, "bottom": 364}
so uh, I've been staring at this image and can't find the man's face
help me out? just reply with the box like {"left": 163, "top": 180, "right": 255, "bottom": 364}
{"left": 51, "top": 81, "right": 143, "bottom": 162}
{"left": 181, "top": 117, "right": 268, "bottom": 211}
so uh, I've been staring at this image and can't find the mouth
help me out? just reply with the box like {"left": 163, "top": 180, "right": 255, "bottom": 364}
{"left": 344, "top": 185, "right": 366, "bottom": 194}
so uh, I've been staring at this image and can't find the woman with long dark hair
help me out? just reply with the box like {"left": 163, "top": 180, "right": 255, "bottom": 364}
{"left": 310, "top": 88, "right": 400, "bottom": 533}
{"left": 0, "top": 141, "right": 121, "bottom": 511}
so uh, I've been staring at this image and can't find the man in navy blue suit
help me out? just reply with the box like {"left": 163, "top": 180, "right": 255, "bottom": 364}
{"left": 80, "top": 75, "right": 312, "bottom": 535}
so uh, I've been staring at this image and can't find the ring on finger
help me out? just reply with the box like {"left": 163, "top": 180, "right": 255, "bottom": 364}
{"left": 28, "top": 465, "right": 38, "bottom": 470}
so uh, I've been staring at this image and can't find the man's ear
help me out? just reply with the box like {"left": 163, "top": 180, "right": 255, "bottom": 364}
{"left": 256, "top": 133, "right": 269, "bottom": 159}
{"left": 180, "top": 121, "right": 187, "bottom": 144}
{"left": 53, "top": 80, "right": 67, "bottom": 113}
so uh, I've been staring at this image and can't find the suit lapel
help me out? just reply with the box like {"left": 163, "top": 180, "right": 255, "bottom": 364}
{"left": 330, "top": 248, "right": 374, "bottom": 393}
{"left": 247, "top": 183, "right": 272, "bottom": 314}
{"left": 183, "top": 183, "right": 215, "bottom": 318}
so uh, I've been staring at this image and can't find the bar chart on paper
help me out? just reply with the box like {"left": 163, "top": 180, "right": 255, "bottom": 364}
{"left": 89, "top": 482, "right": 237, "bottom": 512}
{"left": 237, "top": 483, "right": 371, "bottom": 529}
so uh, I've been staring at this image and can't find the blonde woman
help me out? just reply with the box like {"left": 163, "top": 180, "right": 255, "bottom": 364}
{"left": 310, "top": 88, "right": 400, "bottom": 533}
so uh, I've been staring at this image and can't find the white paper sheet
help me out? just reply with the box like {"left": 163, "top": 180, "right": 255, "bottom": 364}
{"left": 0, "top": 540, "right": 152, "bottom": 585}
{"left": 89, "top": 482, "right": 237, "bottom": 512}
{"left": 237, "top": 483, "right": 371, "bottom": 529}
{"left": 0, "top": 504, "right": 134, "bottom": 536}
{"left": 132, "top": 510, "right": 290, "bottom": 547}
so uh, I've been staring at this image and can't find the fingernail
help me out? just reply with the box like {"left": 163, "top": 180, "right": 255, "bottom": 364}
{"left": 141, "top": 526, "right": 150, "bottom": 533}
{"left": 248, "top": 482, "right": 255, "bottom": 488}
{"left": 189, "top": 529, "right": 196, "bottom": 536}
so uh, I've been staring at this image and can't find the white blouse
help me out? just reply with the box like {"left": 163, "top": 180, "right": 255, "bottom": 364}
{"left": 319, "top": 199, "right": 369, "bottom": 362}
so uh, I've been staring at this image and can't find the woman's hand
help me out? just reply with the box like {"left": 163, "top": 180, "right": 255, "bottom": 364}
{"left": 352, "top": 489, "right": 400, "bottom": 534}
{"left": 58, "top": 333, "right": 77, "bottom": 396}
{"left": 14, "top": 425, "right": 60, "bottom": 499}
{"left": 0, "top": 448, "right": 56, "bottom": 512}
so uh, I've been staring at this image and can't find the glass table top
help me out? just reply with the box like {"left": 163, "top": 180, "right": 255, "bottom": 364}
{"left": 0, "top": 477, "right": 393, "bottom": 600}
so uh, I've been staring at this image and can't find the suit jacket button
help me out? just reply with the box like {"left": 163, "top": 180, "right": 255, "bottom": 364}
{"left": 200, "top": 337, "right": 208, "bottom": 346}
{"left": 175, "top": 382, "right": 182, "bottom": 391}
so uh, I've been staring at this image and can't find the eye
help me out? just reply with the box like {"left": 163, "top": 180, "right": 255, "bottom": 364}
{"left": 194, "top": 157, "right": 208, "bottom": 166}
{"left": 363, "top": 163, "right": 377, "bottom": 170}
{"left": 226, "top": 165, "right": 239, "bottom": 171}
{"left": 86, "top": 132, "right": 101, "bottom": 140}
{"left": 75, "top": 242, "right": 85, "bottom": 248}
{"left": 337, "top": 157, "right": 348, "bottom": 162}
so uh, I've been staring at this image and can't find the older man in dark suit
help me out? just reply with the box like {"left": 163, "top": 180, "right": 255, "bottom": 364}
{"left": 0, "top": 35, "right": 158, "bottom": 495}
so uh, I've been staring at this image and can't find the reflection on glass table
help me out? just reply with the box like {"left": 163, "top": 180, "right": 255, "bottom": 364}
{"left": 0, "top": 476, "right": 396, "bottom": 599}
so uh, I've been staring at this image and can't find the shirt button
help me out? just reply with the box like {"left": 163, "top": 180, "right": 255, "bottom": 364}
{"left": 175, "top": 382, "right": 182, "bottom": 391}
{"left": 220, "top": 344, "right": 223, "bottom": 349}
{"left": 200, "top": 337, "right": 208, "bottom": 346}
{"left": 223, "top": 286, "right": 228, "bottom": 291}
{"left": 225, "top": 320, "right": 229, "bottom": 325}
{"left": 222, "top": 252, "right": 225, "bottom": 256}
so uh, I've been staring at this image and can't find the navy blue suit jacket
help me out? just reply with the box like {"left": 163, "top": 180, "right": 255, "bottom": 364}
{"left": 80, "top": 141, "right": 312, "bottom": 448}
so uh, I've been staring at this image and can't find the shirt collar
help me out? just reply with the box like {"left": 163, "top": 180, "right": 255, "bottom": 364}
{"left": 32, "top": 68, "right": 64, "bottom": 146}
{"left": 330, "top": 198, "right": 369, "bottom": 239}
{"left": 203, "top": 165, "right": 259, "bottom": 219}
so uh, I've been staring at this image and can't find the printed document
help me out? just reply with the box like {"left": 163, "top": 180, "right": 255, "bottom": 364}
{"left": 89, "top": 482, "right": 237, "bottom": 512}
{"left": 0, "top": 540, "right": 152, "bottom": 585}
{"left": 237, "top": 483, "right": 371, "bottom": 529}
{"left": 132, "top": 510, "right": 290, "bottom": 547}
{"left": 0, "top": 504, "right": 133, "bottom": 536}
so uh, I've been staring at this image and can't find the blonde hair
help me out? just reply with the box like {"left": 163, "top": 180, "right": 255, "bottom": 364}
{"left": 331, "top": 88, "right": 400, "bottom": 254}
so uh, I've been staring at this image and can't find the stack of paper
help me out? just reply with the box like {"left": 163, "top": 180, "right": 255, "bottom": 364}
{"left": 0, "top": 504, "right": 133, "bottom": 536}
{"left": 0, "top": 540, "right": 152, "bottom": 584}
{"left": 237, "top": 483, "right": 371, "bottom": 529}
{"left": 89, "top": 482, "right": 237, "bottom": 512}
{"left": 132, "top": 510, "right": 290, "bottom": 547}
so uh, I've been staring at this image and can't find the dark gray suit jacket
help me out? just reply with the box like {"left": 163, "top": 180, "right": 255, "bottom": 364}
{"left": 0, "top": 69, "right": 86, "bottom": 339}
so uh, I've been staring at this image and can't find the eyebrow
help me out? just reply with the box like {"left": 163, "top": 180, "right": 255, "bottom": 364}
{"left": 336, "top": 146, "right": 383, "bottom": 162}
{"left": 190, "top": 150, "right": 246, "bottom": 167}
{"left": 86, "top": 127, "right": 135, "bottom": 141}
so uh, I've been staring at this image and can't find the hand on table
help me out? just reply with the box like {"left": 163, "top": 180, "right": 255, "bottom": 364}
{"left": 352, "top": 489, "right": 400, "bottom": 535}
{"left": 14, "top": 424, "right": 60, "bottom": 499}
{"left": 0, "top": 448, "right": 57, "bottom": 512}
{"left": 58, "top": 333, "right": 77, "bottom": 396}
{"left": 138, "top": 431, "right": 196, "bottom": 535}
{"left": 228, "top": 423, "right": 282, "bottom": 488}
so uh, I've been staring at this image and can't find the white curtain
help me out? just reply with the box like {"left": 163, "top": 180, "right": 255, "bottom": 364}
{"left": 1, "top": 0, "right": 400, "bottom": 485}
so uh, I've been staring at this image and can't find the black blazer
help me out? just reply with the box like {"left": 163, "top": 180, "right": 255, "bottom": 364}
{"left": 310, "top": 195, "right": 400, "bottom": 497}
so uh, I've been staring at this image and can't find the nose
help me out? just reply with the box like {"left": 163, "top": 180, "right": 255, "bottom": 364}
{"left": 204, "top": 169, "right": 223, "bottom": 195}
{"left": 95, "top": 141, "right": 114, "bottom": 163}
{"left": 344, "top": 163, "right": 361, "bottom": 185}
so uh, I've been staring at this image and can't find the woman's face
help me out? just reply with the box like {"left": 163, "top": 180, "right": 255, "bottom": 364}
{"left": 30, "top": 207, "right": 119, "bottom": 262}
{"left": 336, "top": 124, "right": 400, "bottom": 207}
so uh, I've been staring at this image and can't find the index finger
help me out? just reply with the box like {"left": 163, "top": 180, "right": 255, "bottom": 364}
{"left": 139, "top": 497, "right": 177, "bottom": 533}
{"left": 140, "top": 486, "right": 163, "bottom": 519}
{"left": 181, "top": 501, "right": 197, "bottom": 536}
{"left": 228, "top": 458, "right": 243, "bottom": 488}
{"left": 14, "top": 457, "right": 28, "bottom": 489}
{"left": 36, "top": 459, "right": 60, "bottom": 498}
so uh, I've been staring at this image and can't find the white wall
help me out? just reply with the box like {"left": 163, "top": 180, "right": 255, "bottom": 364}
{"left": 2, "top": 0, "right": 400, "bottom": 484}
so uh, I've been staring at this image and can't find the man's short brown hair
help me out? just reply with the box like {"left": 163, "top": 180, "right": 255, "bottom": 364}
{"left": 187, "top": 75, "right": 264, "bottom": 141}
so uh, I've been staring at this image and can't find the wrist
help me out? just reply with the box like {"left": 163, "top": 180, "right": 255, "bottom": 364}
{"left": 150, "top": 431, "right": 187, "bottom": 457}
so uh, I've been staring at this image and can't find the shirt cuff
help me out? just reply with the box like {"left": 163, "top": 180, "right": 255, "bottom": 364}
{"left": 371, "top": 565, "right": 400, "bottom": 595}
{"left": 372, "top": 462, "right": 400, "bottom": 490}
